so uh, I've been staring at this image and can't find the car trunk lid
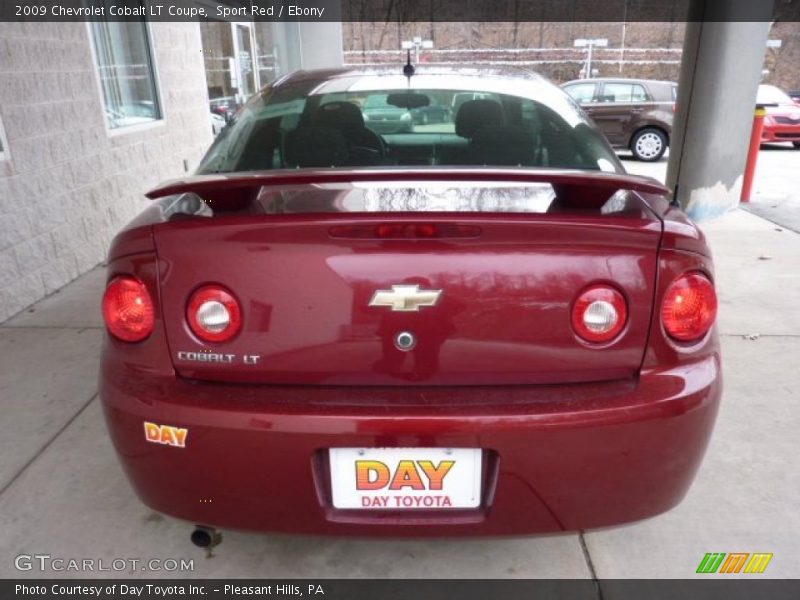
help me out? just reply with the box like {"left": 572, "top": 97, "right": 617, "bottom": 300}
{"left": 149, "top": 169, "right": 665, "bottom": 386}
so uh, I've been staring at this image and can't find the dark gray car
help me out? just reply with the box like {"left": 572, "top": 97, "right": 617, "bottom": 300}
{"left": 562, "top": 78, "right": 676, "bottom": 161}
{"left": 361, "top": 93, "right": 414, "bottom": 134}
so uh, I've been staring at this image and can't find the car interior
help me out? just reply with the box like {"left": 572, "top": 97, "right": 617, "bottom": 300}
{"left": 208, "top": 89, "right": 615, "bottom": 173}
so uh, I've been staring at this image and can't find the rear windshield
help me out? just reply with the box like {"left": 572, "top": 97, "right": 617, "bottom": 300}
{"left": 197, "top": 78, "right": 622, "bottom": 175}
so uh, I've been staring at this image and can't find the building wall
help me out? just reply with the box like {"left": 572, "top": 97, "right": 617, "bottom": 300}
{"left": 0, "top": 22, "right": 213, "bottom": 323}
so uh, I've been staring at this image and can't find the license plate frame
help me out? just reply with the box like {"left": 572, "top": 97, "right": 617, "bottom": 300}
{"left": 328, "top": 447, "right": 482, "bottom": 510}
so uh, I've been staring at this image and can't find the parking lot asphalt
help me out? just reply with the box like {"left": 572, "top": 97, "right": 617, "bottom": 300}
{"left": 0, "top": 149, "right": 798, "bottom": 581}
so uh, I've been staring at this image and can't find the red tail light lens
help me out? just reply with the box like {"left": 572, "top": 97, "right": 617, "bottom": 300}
{"left": 328, "top": 223, "right": 481, "bottom": 239}
{"left": 187, "top": 285, "right": 242, "bottom": 343}
{"left": 662, "top": 272, "right": 717, "bottom": 342}
{"left": 571, "top": 285, "right": 628, "bottom": 343}
{"left": 102, "top": 276, "right": 155, "bottom": 342}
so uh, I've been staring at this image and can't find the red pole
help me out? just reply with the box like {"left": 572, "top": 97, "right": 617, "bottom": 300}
{"left": 741, "top": 107, "right": 766, "bottom": 203}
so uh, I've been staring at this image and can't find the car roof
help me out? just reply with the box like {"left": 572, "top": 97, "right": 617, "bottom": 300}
{"left": 275, "top": 66, "right": 549, "bottom": 86}
{"left": 562, "top": 78, "right": 677, "bottom": 86}
{"left": 258, "top": 67, "right": 589, "bottom": 128}
{"left": 265, "top": 67, "right": 578, "bottom": 107}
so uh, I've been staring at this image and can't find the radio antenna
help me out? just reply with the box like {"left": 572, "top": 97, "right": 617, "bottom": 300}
{"left": 403, "top": 50, "right": 415, "bottom": 79}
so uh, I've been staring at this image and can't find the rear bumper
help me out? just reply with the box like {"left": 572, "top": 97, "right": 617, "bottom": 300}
{"left": 100, "top": 353, "right": 721, "bottom": 536}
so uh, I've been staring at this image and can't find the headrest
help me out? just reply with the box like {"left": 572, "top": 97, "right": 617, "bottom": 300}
{"left": 470, "top": 127, "right": 535, "bottom": 166}
{"left": 313, "top": 101, "right": 365, "bottom": 131}
{"left": 284, "top": 127, "right": 348, "bottom": 167}
{"left": 455, "top": 99, "right": 505, "bottom": 138}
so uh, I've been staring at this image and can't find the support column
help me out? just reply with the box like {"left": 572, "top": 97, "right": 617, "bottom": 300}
{"left": 298, "top": 21, "right": 344, "bottom": 70}
{"left": 273, "top": 21, "right": 343, "bottom": 76}
{"left": 665, "top": 0, "right": 773, "bottom": 219}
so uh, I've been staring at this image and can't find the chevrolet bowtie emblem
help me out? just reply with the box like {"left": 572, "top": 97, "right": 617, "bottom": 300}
{"left": 369, "top": 285, "right": 442, "bottom": 312}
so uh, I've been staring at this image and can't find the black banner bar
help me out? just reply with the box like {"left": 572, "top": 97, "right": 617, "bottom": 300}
{"left": 3, "top": 580, "right": 800, "bottom": 600}
{"left": 2, "top": 0, "right": 800, "bottom": 23}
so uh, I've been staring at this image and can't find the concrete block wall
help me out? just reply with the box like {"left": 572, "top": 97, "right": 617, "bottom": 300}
{"left": 0, "top": 22, "right": 213, "bottom": 323}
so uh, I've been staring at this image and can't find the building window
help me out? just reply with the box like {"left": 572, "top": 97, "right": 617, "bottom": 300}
{"left": 89, "top": 20, "right": 162, "bottom": 131}
{"left": 0, "top": 115, "right": 9, "bottom": 161}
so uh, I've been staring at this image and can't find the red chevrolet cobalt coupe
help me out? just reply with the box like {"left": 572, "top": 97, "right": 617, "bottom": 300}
{"left": 100, "top": 68, "right": 720, "bottom": 542}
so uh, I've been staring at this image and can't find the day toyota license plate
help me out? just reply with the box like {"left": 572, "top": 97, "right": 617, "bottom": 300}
{"left": 329, "top": 448, "right": 482, "bottom": 510}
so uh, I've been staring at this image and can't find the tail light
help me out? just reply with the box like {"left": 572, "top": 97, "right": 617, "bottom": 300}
{"left": 571, "top": 285, "right": 628, "bottom": 343}
{"left": 187, "top": 285, "right": 242, "bottom": 343}
{"left": 102, "top": 276, "right": 155, "bottom": 342}
{"left": 662, "top": 272, "right": 717, "bottom": 342}
{"left": 329, "top": 223, "right": 481, "bottom": 239}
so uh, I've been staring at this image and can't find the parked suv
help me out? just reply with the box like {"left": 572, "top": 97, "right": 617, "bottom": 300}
{"left": 562, "top": 78, "right": 677, "bottom": 161}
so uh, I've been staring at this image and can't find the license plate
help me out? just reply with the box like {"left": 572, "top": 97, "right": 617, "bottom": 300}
{"left": 329, "top": 447, "right": 482, "bottom": 510}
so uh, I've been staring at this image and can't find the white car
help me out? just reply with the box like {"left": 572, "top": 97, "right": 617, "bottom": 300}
{"left": 210, "top": 112, "right": 226, "bottom": 136}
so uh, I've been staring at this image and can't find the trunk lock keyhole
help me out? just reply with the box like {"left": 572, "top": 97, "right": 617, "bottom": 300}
{"left": 394, "top": 331, "right": 416, "bottom": 352}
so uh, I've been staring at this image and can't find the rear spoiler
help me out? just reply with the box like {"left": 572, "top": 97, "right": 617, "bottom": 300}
{"left": 146, "top": 168, "right": 669, "bottom": 208}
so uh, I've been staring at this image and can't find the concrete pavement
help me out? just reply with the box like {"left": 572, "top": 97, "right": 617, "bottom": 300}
{"left": 623, "top": 143, "right": 800, "bottom": 233}
{"left": 741, "top": 145, "right": 800, "bottom": 234}
{"left": 0, "top": 155, "right": 798, "bottom": 580}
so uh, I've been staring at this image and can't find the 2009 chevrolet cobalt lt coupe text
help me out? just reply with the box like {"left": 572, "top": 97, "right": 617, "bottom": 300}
{"left": 100, "top": 68, "right": 721, "bottom": 538}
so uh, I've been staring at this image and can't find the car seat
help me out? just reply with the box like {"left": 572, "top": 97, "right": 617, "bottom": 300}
{"left": 312, "top": 101, "right": 385, "bottom": 164}
{"left": 455, "top": 99, "right": 535, "bottom": 166}
{"left": 283, "top": 126, "right": 348, "bottom": 168}
{"left": 455, "top": 99, "right": 505, "bottom": 139}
